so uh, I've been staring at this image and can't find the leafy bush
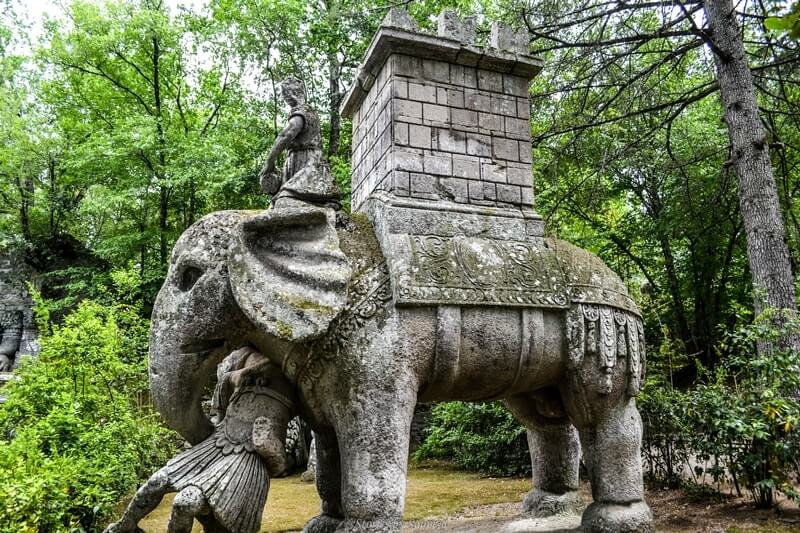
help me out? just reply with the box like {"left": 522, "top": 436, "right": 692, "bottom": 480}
{"left": 413, "top": 401, "right": 530, "bottom": 477}
{"left": 0, "top": 299, "right": 178, "bottom": 532}
{"left": 640, "top": 309, "right": 800, "bottom": 507}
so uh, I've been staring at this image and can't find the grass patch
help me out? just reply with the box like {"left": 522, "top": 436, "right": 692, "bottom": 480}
{"left": 136, "top": 463, "right": 530, "bottom": 532}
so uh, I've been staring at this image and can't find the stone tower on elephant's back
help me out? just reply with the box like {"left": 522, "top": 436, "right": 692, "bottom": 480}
{"left": 342, "top": 9, "right": 543, "bottom": 235}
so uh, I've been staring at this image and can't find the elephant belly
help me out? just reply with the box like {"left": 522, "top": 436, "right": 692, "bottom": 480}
{"left": 418, "top": 306, "right": 566, "bottom": 402}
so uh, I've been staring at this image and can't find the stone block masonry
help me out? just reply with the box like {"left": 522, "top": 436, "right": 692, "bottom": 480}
{"left": 343, "top": 10, "right": 543, "bottom": 213}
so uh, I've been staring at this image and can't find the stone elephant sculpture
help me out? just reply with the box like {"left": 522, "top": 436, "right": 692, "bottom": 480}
{"left": 149, "top": 205, "right": 654, "bottom": 533}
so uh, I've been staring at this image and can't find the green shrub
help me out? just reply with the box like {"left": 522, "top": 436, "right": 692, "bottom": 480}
{"left": 413, "top": 401, "right": 530, "bottom": 477}
{"left": 640, "top": 308, "right": 800, "bottom": 508}
{"left": 0, "top": 300, "right": 178, "bottom": 532}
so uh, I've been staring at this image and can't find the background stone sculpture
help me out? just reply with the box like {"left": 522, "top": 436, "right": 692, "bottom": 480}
{"left": 0, "top": 250, "right": 39, "bottom": 375}
{"left": 144, "top": 10, "right": 654, "bottom": 533}
{"left": 0, "top": 311, "right": 22, "bottom": 372}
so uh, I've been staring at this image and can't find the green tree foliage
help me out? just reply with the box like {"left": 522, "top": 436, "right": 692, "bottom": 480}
{"left": 37, "top": 0, "right": 272, "bottom": 301}
{"left": 0, "top": 296, "right": 177, "bottom": 532}
{"left": 413, "top": 401, "right": 530, "bottom": 477}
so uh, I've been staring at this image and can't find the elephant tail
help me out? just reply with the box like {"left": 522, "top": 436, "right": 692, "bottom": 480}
{"left": 566, "top": 304, "right": 646, "bottom": 397}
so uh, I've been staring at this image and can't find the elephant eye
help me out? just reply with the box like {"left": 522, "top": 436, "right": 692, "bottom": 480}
{"left": 179, "top": 266, "right": 204, "bottom": 292}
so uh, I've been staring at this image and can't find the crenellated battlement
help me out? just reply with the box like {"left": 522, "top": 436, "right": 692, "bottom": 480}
{"left": 342, "top": 9, "right": 542, "bottom": 217}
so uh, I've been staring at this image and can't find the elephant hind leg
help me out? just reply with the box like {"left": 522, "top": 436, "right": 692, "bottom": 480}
{"left": 303, "top": 429, "right": 344, "bottom": 533}
{"left": 572, "top": 399, "right": 654, "bottom": 533}
{"left": 505, "top": 391, "right": 583, "bottom": 517}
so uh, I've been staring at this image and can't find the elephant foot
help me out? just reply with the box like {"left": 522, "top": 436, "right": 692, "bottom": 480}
{"left": 522, "top": 488, "right": 583, "bottom": 517}
{"left": 303, "top": 514, "right": 342, "bottom": 533}
{"left": 581, "top": 501, "right": 654, "bottom": 533}
{"left": 333, "top": 518, "right": 401, "bottom": 533}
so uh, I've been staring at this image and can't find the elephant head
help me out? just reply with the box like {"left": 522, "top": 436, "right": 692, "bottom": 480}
{"left": 149, "top": 207, "right": 351, "bottom": 444}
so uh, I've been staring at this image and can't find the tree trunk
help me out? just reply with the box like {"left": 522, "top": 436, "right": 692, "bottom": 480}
{"left": 17, "top": 176, "right": 32, "bottom": 242}
{"left": 327, "top": 50, "right": 341, "bottom": 157}
{"left": 152, "top": 33, "right": 169, "bottom": 266}
{"left": 703, "top": 0, "right": 799, "bottom": 350}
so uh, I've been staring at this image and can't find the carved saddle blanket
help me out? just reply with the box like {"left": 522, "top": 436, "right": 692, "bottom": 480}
{"left": 386, "top": 234, "right": 639, "bottom": 315}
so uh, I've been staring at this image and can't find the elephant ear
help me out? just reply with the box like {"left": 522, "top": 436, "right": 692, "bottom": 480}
{"left": 228, "top": 206, "right": 352, "bottom": 342}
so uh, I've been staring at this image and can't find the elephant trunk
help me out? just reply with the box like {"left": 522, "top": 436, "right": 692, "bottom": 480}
{"left": 148, "top": 319, "right": 226, "bottom": 445}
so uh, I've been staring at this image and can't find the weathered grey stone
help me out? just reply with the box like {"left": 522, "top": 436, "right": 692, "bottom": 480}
{"left": 394, "top": 99, "right": 422, "bottom": 122}
{"left": 423, "top": 152, "right": 452, "bottom": 175}
{"left": 450, "top": 64, "right": 477, "bottom": 88}
{"left": 478, "top": 112, "right": 503, "bottom": 132}
{"left": 422, "top": 59, "right": 450, "bottom": 83}
{"left": 410, "top": 173, "right": 437, "bottom": 196}
{"left": 493, "top": 137, "right": 519, "bottom": 161}
{"left": 483, "top": 182, "right": 497, "bottom": 201}
{"left": 465, "top": 90, "right": 490, "bottom": 111}
{"left": 301, "top": 435, "right": 317, "bottom": 483}
{"left": 0, "top": 250, "right": 38, "bottom": 373}
{"left": 492, "top": 93, "right": 518, "bottom": 116}
{"left": 438, "top": 177, "right": 469, "bottom": 202}
{"left": 504, "top": 74, "right": 530, "bottom": 97}
{"left": 490, "top": 22, "right": 529, "bottom": 55}
{"left": 408, "top": 82, "right": 436, "bottom": 103}
{"left": 408, "top": 124, "right": 432, "bottom": 149}
{"left": 478, "top": 69, "right": 503, "bottom": 92}
{"left": 521, "top": 186, "right": 534, "bottom": 206}
{"left": 141, "top": 13, "right": 654, "bottom": 533}
{"left": 497, "top": 183, "right": 522, "bottom": 204}
{"left": 482, "top": 161, "right": 507, "bottom": 183}
{"left": 507, "top": 164, "right": 532, "bottom": 186}
{"left": 393, "top": 122, "right": 408, "bottom": 145}
{"left": 393, "top": 148, "right": 424, "bottom": 172}
{"left": 466, "top": 133, "right": 492, "bottom": 157}
{"left": 452, "top": 154, "right": 480, "bottom": 179}
{"left": 422, "top": 103, "right": 448, "bottom": 124}
{"left": 452, "top": 108, "right": 479, "bottom": 129}
{"left": 435, "top": 128, "right": 466, "bottom": 153}
{"left": 381, "top": 8, "right": 417, "bottom": 32}
{"left": 517, "top": 97, "right": 531, "bottom": 119}
{"left": 506, "top": 116, "right": 531, "bottom": 140}
{"left": 446, "top": 88, "right": 464, "bottom": 107}
{"left": 145, "top": 202, "right": 651, "bottom": 532}
{"left": 0, "top": 311, "right": 22, "bottom": 372}
{"left": 437, "top": 10, "right": 477, "bottom": 44}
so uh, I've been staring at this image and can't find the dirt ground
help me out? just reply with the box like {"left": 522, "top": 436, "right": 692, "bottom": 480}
{"left": 402, "top": 485, "right": 800, "bottom": 532}
{"left": 137, "top": 470, "right": 800, "bottom": 532}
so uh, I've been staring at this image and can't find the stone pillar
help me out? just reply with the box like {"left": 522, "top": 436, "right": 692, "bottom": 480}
{"left": 341, "top": 10, "right": 542, "bottom": 218}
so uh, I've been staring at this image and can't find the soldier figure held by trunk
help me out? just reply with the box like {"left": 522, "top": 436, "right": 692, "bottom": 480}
{"left": 104, "top": 347, "right": 297, "bottom": 533}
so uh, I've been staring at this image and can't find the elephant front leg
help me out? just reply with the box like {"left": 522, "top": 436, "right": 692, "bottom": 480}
{"left": 505, "top": 394, "right": 583, "bottom": 517}
{"left": 572, "top": 399, "right": 654, "bottom": 533}
{"left": 303, "top": 430, "right": 344, "bottom": 533}
{"left": 333, "top": 389, "right": 416, "bottom": 532}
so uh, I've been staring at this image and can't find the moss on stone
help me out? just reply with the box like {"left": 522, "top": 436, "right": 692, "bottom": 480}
{"left": 275, "top": 320, "right": 294, "bottom": 339}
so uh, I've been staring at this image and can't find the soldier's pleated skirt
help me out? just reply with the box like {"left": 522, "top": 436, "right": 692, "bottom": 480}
{"left": 165, "top": 436, "right": 270, "bottom": 533}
